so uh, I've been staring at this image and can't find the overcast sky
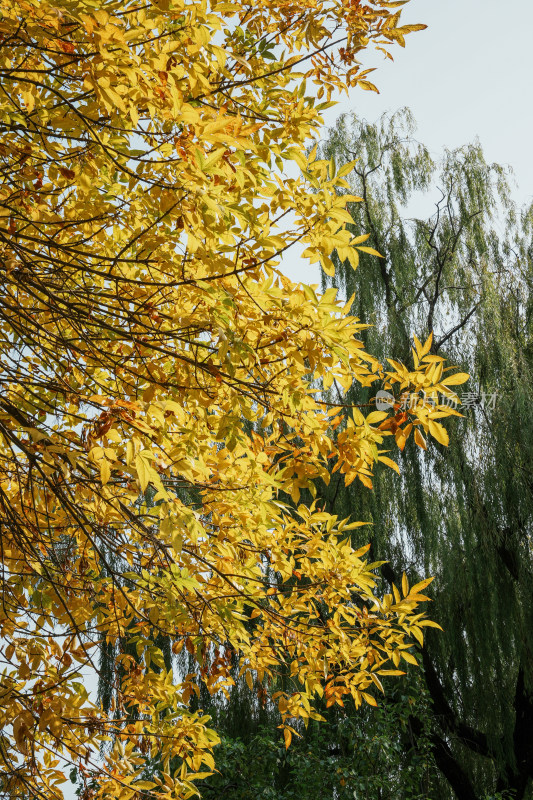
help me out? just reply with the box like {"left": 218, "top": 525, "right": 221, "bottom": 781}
{"left": 282, "top": 0, "right": 533, "bottom": 284}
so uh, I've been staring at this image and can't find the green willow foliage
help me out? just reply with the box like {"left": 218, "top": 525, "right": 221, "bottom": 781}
{"left": 186, "top": 667, "right": 437, "bottom": 800}
{"left": 318, "top": 109, "right": 533, "bottom": 800}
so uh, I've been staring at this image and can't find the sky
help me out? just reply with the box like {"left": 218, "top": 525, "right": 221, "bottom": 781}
{"left": 281, "top": 0, "right": 533, "bottom": 284}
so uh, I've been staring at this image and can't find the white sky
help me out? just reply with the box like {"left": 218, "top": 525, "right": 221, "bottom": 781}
{"left": 282, "top": 0, "right": 533, "bottom": 284}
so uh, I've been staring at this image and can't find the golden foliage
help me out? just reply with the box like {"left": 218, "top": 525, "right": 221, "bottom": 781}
{"left": 0, "top": 0, "right": 457, "bottom": 797}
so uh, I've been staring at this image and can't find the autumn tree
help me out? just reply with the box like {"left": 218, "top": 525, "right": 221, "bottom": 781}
{"left": 318, "top": 109, "right": 533, "bottom": 800}
{"left": 0, "top": 4, "right": 461, "bottom": 800}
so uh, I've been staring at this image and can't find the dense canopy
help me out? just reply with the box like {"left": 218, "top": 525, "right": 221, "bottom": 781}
{"left": 0, "top": 3, "right": 463, "bottom": 799}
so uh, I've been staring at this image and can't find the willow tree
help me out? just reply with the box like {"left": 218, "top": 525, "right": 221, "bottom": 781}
{"left": 0, "top": 4, "right": 466, "bottom": 800}
{"left": 319, "top": 109, "right": 533, "bottom": 800}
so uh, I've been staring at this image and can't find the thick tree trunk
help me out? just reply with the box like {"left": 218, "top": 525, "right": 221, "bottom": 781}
{"left": 496, "top": 666, "right": 533, "bottom": 800}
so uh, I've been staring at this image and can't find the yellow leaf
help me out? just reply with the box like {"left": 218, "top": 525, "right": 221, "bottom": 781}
{"left": 377, "top": 669, "right": 405, "bottom": 676}
{"left": 410, "top": 577, "right": 434, "bottom": 595}
{"left": 100, "top": 460, "right": 111, "bottom": 485}
{"left": 378, "top": 456, "right": 400, "bottom": 474}
{"left": 362, "top": 691, "right": 377, "bottom": 706}
{"left": 366, "top": 410, "right": 389, "bottom": 424}
{"left": 358, "top": 80, "right": 379, "bottom": 92}
{"left": 414, "top": 332, "right": 433, "bottom": 358}
{"left": 135, "top": 454, "right": 150, "bottom": 492}
{"left": 411, "top": 626, "right": 424, "bottom": 646}
{"left": 126, "top": 440, "right": 134, "bottom": 465}
{"left": 441, "top": 372, "right": 469, "bottom": 386}
{"left": 419, "top": 619, "right": 443, "bottom": 630}
{"left": 414, "top": 428, "right": 427, "bottom": 449}
{"left": 356, "top": 246, "right": 384, "bottom": 257}
{"left": 343, "top": 521, "right": 371, "bottom": 531}
{"left": 336, "top": 160, "right": 358, "bottom": 178}
{"left": 427, "top": 419, "right": 449, "bottom": 447}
